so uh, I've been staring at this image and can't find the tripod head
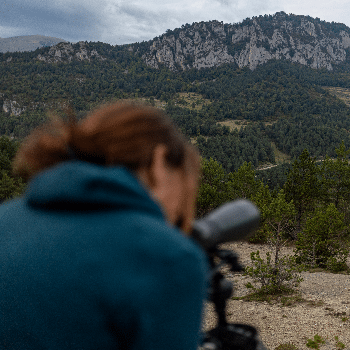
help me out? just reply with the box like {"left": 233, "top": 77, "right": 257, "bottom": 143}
{"left": 192, "top": 200, "right": 267, "bottom": 350}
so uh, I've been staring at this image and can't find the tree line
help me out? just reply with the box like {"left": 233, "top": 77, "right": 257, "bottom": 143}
{"left": 2, "top": 50, "right": 350, "bottom": 166}
{"left": 198, "top": 143, "right": 350, "bottom": 273}
{"left": 2, "top": 133, "right": 349, "bottom": 275}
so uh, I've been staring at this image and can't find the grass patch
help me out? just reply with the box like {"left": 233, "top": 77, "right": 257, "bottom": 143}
{"left": 274, "top": 343, "right": 299, "bottom": 350}
{"left": 190, "top": 136, "right": 208, "bottom": 145}
{"left": 216, "top": 119, "right": 249, "bottom": 131}
{"left": 175, "top": 92, "right": 211, "bottom": 110}
{"left": 271, "top": 142, "right": 291, "bottom": 164}
{"left": 323, "top": 86, "right": 350, "bottom": 107}
{"left": 232, "top": 288, "right": 325, "bottom": 308}
{"left": 216, "top": 119, "right": 277, "bottom": 132}
{"left": 301, "top": 266, "right": 350, "bottom": 274}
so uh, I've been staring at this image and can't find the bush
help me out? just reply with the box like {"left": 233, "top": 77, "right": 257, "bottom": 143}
{"left": 274, "top": 343, "right": 299, "bottom": 350}
{"left": 325, "top": 255, "right": 349, "bottom": 273}
{"left": 0, "top": 170, "right": 26, "bottom": 202}
{"left": 306, "top": 334, "right": 325, "bottom": 349}
{"left": 243, "top": 250, "right": 306, "bottom": 296}
{"left": 246, "top": 230, "right": 270, "bottom": 244}
{"left": 292, "top": 204, "right": 350, "bottom": 271}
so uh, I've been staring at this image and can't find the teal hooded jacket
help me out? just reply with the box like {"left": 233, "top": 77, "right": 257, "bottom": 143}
{"left": 0, "top": 160, "right": 208, "bottom": 349}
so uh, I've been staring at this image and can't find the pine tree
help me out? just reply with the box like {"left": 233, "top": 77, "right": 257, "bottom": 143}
{"left": 227, "top": 162, "right": 259, "bottom": 199}
{"left": 320, "top": 141, "right": 350, "bottom": 212}
{"left": 283, "top": 149, "right": 320, "bottom": 238}
{"left": 294, "top": 204, "right": 350, "bottom": 271}
{"left": 196, "top": 158, "right": 231, "bottom": 217}
{"left": 261, "top": 189, "right": 295, "bottom": 266}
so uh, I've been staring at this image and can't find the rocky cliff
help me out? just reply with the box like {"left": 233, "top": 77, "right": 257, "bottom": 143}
{"left": 2, "top": 99, "right": 26, "bottom": 116}
{"left": 36, "top": 41, "right": 106, "bottom": 63}
{"left": 31, "top": 12, "right": 350, "bottom": 72}
{"left": 140, "top": 12, "right": 350, "bottom": 71}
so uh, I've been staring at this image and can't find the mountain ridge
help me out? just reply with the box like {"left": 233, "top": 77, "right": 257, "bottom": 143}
{"left": 138, "top": 12, "right": 350, "bottom": 71}
{"left": 2, "top": 12, "right": 350, "bottom": 173}
{"left": 4, "top": 12, "right": 350, "bottom": 73}
{"left": 0, "top": 35, "right": 67, "bottom": 53}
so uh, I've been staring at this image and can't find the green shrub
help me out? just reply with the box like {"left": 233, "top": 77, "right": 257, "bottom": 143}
{"left": 306, "top": 334, "right": 325, "bottom": 349}
{"left": 274, "top": 343, "right": 299, "bottom": 350}
{"left": 293, "top": 204, "right": 350, "bottom": 271}
{"left": 334, "top": 336, "right": 345, "bottom": 349}
{"left": 243, "top": 250, "right": 306, "bottom": 296}
{"left": 246, "top": 229, "right": 270, "bottom": 244}
{"left": 326, "top": 255, "right": 349, "bottom": 273}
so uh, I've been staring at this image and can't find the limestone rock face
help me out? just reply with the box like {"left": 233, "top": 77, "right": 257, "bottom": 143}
{"left": 140, "top": 12, "right": 350, "bottom": 71}
{"left": 142, "top": 21, "right": 235, "bottom": 71}
{"left": 2, "top": 100, "right": 26, "bottom": 116}
{"left": 36, "top": 42, "right": 106, "bottom": 63}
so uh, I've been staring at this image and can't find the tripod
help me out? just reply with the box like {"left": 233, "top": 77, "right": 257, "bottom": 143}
{"left": 201, "top": 247, "right": 267, "bottom": 350}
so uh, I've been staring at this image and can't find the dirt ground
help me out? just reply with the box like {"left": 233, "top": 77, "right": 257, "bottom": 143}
{"left": 201, "top": 240, "right": 350, "bottom": 350}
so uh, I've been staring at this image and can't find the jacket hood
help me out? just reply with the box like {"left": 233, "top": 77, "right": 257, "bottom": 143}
{"left": 25, "top": 160, "right": 164, "bottom": 217}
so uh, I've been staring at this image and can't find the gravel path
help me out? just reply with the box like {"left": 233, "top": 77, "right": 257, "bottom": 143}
{"left": 231, "top": 271, "right": 350, "bottom": 300}
{"left": 201, "top": 241, "right": 350, "bottom": 350}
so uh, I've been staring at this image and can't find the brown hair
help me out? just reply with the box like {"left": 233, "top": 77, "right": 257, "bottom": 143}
{"left": 12, "top": 100, "right": 200, "bottom": 182}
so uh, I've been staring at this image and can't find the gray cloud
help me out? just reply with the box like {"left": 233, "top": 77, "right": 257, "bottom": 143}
{"left": 97, "top": 0, "right": 281, "bottom": 44}
{"left": 0, "top": 0, "right": 105, "bottom": 42}
{"left": 0, "top": 0, "right": 349, "bottom": 45}
{"left": 280, "top": 0, "right": 350, "bottom": 27}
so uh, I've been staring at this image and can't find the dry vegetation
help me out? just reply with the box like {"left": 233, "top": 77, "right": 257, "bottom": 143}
{"left": 217, "top": 119, "right": 249, "bottom": 131}
{"left": 323, "top": 87, "right": 350, "bottom": 107}
{"left": 216, "top": 119, "right": 278, "bottom": 132}
{"left": 175, "top": 92, "right": 211, "bottom": 110}
{"left": 271, "top": 142, "right": 291, "bottom": 164}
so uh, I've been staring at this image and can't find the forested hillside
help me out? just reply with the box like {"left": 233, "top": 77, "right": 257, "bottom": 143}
{"left": 2, "top": 14, "right": 350, "bottom": 275}
{"left": 2, "top": 14, "right": 350, "bottom": 194}
{"left": 2, "top": 50, "right": 350, "bottom": 167}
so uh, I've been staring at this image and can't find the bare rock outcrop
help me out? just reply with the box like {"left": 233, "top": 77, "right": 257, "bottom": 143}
{"left": 141, "top": 12, "right": 350, "bottom": 71}
{"left": 143, "top": 21, "right": 235, "bottom": 71}
{"left": 2, "top": 100, "right": 26, "bottom": 116}
{"left": 37, "top": 42, "right": 106, "bottom": 63}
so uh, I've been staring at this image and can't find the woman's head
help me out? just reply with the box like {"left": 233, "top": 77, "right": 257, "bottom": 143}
{"left": 13, "top": 101, "right": 201, "bottom": 233}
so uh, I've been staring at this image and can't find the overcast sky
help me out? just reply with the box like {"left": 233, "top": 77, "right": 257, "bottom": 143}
{"left": 0, "top": 0, "right": 350, "bottom": 45}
